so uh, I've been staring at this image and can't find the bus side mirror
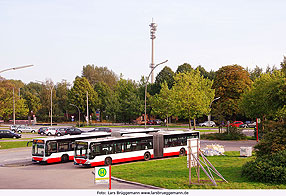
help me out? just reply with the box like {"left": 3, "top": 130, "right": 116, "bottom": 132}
{"left": 27, "top": 141, "right": 32, "bottom": 147}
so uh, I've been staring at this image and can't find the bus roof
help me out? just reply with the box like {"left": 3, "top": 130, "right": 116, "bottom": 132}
{"left": 32, "top": 132, "right": 111, "bottom": 142}
{"left": 76, "top": 130, "right": 199, "bottom": 144}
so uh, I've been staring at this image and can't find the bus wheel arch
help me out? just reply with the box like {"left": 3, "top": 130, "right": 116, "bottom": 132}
{"left": 179, "top": 148, "right": 186, "bottom": 156}
{"left": 105, "top": 157, "right": 112, "bottom": 165}
{"left": 144, "top": 152, "right": 151, "bottom": 161}
{"left": 61, "top": 154, "right": 69, "bottom": 162}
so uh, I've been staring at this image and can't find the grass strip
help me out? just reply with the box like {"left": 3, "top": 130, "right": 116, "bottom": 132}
{"left": 0, "top": 141, "right": 32, "bottom": 149}
{"left": 111, "top": 151, "right": 286, "bottom": 189}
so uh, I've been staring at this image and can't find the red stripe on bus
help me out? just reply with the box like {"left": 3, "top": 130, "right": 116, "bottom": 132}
{"left": 32, "top": 157, "right": 43, "bottom": 162}
{"left": 89, "top": 155, "right": 151, "bottom": 167}
{"left": 75, "top": 158, "right": 88, "bottom": 165}
{"left": 163, "top": 151, "right": 180, "bottom": 157}
{"left": 46, "top": 157, "right": 61, "bottom": 163}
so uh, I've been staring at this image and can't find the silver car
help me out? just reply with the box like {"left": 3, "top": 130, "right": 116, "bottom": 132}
{"left": 44, "top": 127, "right": 57, "bottom": 136}
{"left": 198, "top": 121, "right": 216, "bottom": 127}
{"left": 16, "top": 126, "right": 37, "bottom": 133}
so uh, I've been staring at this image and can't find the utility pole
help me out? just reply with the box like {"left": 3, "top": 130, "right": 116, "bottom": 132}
{"left": 149, "top": 19, "right": 157, "bottom": 84}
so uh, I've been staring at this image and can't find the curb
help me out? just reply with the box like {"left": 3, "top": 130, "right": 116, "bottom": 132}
{"left": 0, "top": 160, "right": 33, "bottom": 167}
{"left": 111, "top": 176, "right": 164, "bottom": 190}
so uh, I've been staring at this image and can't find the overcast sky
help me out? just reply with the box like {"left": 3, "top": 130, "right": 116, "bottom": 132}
{"left": 1, "top": 0, "right": 286, "bottom": 85}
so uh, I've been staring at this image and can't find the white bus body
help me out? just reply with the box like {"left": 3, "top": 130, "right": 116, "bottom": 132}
{"left": 74, "top": 130, "right": 200, "bottom": 167}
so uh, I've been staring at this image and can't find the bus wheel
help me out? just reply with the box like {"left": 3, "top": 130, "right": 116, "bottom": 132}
{"left": 105, "top": 157, "right": 112, "bottom": 166}
{"left": 61, "top": 154, "right": 69, "bottom": 162}
{"left": 179, "top": 148, "right": 186, "bottom": 156}
{"left": 144, "top": 152, "right": 151, "bottom": 161}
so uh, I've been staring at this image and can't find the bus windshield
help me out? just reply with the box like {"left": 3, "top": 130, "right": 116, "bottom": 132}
{"left": 75, "top": 142, "right": 88, "bottom": 158}
{"left": 32, "top": 140, "right": 45, "bottom": 156}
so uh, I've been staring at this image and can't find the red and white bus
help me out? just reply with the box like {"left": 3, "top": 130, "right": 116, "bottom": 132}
{"left": 32, "top": 132, "right": 112, "bottom": 164}
{"left": 32, "top": 128, "right": 160, "bottom": 164}
{"left": 74, "top": 130, "right": 200, "bottom": 167}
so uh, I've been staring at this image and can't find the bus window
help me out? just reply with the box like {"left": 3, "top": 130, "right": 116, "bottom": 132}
{"left": 75, "top": 142, "right": 88, "bottom": 158}
{"left": 101, "top": 143, "right": 114, "bottom": 155}
{"left": 125, "top": 142, "right": 132, "bottom": 152}
{"left": 46, "top": 141, "right": 57, "bottom": 156}
{"left": 58, "top": 142, "right": 69, "bottom": 152}
{"left": 32, "top": 143, "right": 45, "bottom": 156}
{"left": 115, "top": 143, "right": 123, "bottom": 153}
{"left": 131, "top": 141, "right": 140, "bottom": 151}
{"left": 89, "top": 143, "right": 101, "bottom": 159}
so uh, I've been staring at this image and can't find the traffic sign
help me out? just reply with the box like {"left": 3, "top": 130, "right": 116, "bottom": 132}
{"left": 95, "top": 166, "right": 110, "bottom": 184}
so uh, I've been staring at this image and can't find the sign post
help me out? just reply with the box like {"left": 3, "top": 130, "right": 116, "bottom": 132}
{"left": 94, "top": 165, "right": 111, "bottom": 189}
{"left": 256, "top": 118, "right": 260, "bottom": 142}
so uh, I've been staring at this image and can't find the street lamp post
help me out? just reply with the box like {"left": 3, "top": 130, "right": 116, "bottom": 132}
{"left": 70, "top": 103, "right": 80, "bottom": 127}
{"left": 0, "top": 65, "right": 34, "bottom": 125}
{"left": 208, "top": 97, "right": 221, "bottom": 125}
{"left": 144, "top": 60, "right": 168, "bottom": 129}
{"left": 0, "top": 65, "right": 33, "bottom": 74}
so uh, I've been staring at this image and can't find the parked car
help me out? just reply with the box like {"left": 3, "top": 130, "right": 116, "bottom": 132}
{"left": 198, "top": 121, "right": 216, "bottom": 127}
{"left": 88, "top": 127, "right": 112, "bottom": 133}
{"left": 38, "top": 127, "right": 48, "bottom": 135}
{"left": 154, "top": 119, "right": 163, "bottom": 125}
{"left": 16, "top": 126, "right": 37, "bottom": 134}
{"left": 55, "top": 128, "right": 68, "bottom": 136}
{"left": 10, "top": 125, "right": 25, "bottom": 132}
{"left": 66, "top": 127, "right": 82, "bottom": 135}
{"left": 0, "top": 130, "right": 21, "bottom": 139}
{"left": 247, "top": 121, "right": 256, "bottom": 128}
{"left": 147, "top": 120, "right": 157, "bottom": 125}
{"left": 228, "top": 121, "right": 244, "bottom": 127}
{"left": 44, "top": 127, "right": 57, "bottom": 136}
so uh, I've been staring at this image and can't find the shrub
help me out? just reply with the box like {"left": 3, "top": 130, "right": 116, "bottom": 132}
{"left": 201, "top": 127, "right": 247, "bottom": 140}
{"left": 242, "top": 150, "right": 286, "bottom": 184}
{"left": 254, "top": 121, "right": 286, "bottom": 157}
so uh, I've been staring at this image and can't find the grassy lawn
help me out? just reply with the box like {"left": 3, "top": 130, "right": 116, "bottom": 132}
{"left": 0, "top": 141, "right": 32, "bottom": 149}
{"left": 112, "top": 151, "right": 286, "bottom": 189}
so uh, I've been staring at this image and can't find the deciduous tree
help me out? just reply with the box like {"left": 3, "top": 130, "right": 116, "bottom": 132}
{"left": 172, "top": 70, "right": 215, "bottom": 129}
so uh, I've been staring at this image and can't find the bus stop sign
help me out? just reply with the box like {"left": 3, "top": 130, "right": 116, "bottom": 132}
{"left": 95, "top": 166, "right": 110, "bottom": 185}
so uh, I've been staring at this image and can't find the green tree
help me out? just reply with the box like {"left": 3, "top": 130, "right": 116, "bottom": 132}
{"left": 94, "top": 81, "right": 112, "bottom": 121}
{"left": 280, "top": 56, "right": 286, "bottom": 75}
{"left": 247, "top": 66, "right": 263, "bottom": 81}
{"left": 176, "top": 63, "right": 193, "bottom": 74}
{"left": 151, "top": 81, "right": 174, "bottom": 129}
{"left": 172, "top": 70, "right": 215, "bottom": 129}
{"left": 0, "top": 80, "right": 29, "bottom": 121}
{"left": 107, "top": 79, "right": 143, "bottom": 123}
{"left": 55, "top": 80, "right": 70, "bottom": 120}
{"left": 21, "top": 82, "right": 42, "bottom": 116}
{"left": 240, "top": 70, "right": 286, "bottom": 122}
{"left": 212, "top": 65, "right": 252, "bottom": 121}
{"left": 155, "top": 66, "right": 175, "bottom": 91}
{"left": 195, "top": 65, "right": 216, "bottom": 80}
{"left": 82, "top": 64, "right": 118, "bottom": 88}
{"left": 69, "top": 77, "right": 99, "bottom": 122}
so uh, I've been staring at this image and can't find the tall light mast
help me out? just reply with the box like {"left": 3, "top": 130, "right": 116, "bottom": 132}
{"left": 149, "top": 20, "right": 157, "bottom": 84}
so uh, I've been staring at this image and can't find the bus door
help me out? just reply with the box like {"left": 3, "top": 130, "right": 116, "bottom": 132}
{"left": 153, "top": 133, "right": 164, "bottom": 158}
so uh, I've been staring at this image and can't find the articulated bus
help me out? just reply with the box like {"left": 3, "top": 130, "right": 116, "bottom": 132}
{"left": 32, "top": 128, "right": 159, "bottom": 164}
{"left": 74, "top": 130, "right": 200, "bottom": 167}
